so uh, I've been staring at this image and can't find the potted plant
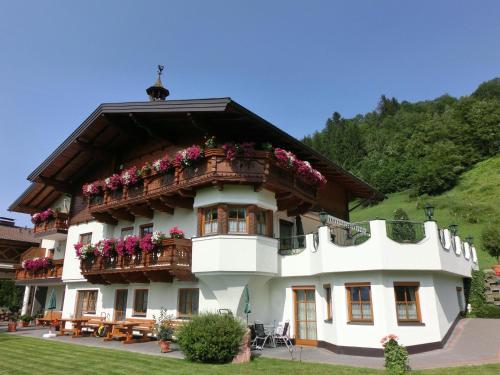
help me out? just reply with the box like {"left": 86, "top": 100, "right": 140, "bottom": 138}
{"left": 481, "top": 226, "right": 500, "bottom": 275}
{"left": 20, "top": 314, "right": 32, "bottom": 327}
{"left": 7, "top": 306, "right": 20, "bottom": 332}
{"left": 153, "top": 308, "right": 175, "bottom": 353}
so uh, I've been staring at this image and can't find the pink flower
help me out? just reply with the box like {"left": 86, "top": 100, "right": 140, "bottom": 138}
{"left": 116, "top": 239, "right": 125, "bottom": 256}
{"left": 169, "top": 226, "right": 185, "bottom": 239}
{"left": 152, "top": 156, "right": 172, "bottom": 173}
{"left": 123, "top": 235, "right": 139, "bottom": 255}
{"left": 32, "top": 208, "right": 56, "bottom": 224}
{"left": 139, "top": 233, "right": 155, "bottom": 253}
{"left": 104, "top": 174, "right": 122, "bottom": 191}
{"left": 82, "top": 181, "right": 101, "bottom": 197}
{"left": 175, "top": 145, "right": 203, "bottom": 167}
{"left": 222, "top": 143, "right": 237, "bottom": 161}
{"left": 74, "top": 243, "right": 83, "bottom": 257}
{"left": 380, "top": 334, "right": 399, "bottom": 346}
{"left": 120, "top": 167, "right": 140, "bottom": 186}
{"left": 23, "top": 257, "right": 52, "bottom": 271}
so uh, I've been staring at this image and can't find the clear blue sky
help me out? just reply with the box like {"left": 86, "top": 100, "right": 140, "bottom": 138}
{"left": 1, "top": 0, "right": 499, "bottom": 226}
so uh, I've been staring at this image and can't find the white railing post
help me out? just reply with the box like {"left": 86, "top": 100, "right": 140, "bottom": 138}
{"left": 424, "top": 221, "right": 438, "bottom": 242}
{"left": 454, "top": 236, "right": 462, "bottom": 255}
{"left": 21, "top": 285, "right": 31, "bottom": 315}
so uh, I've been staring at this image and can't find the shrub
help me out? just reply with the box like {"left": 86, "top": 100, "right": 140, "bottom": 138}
{"left": 469, "top": 270, "right": 486, "bottom": 311}
{"left": 177, "top": 313, "right": 245, "bottom": 363}
{"left": 20, "top": 314, "right": 32, "bottom": 323}
{"left": 381, "top": 335, "right": 409, "bottom": 375}
{"left": 473, "top": 304, "right": 500, "bottom": 319}
{"left": 482, "top": 225, "right": 500, "bottom": 264}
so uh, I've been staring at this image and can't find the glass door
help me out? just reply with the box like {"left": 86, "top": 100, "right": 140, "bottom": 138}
{"left": 293, "top": 287, "right": 317, "bottom": 346}
{"left": 114, "top": 289, "right": 128, "bottom": 321}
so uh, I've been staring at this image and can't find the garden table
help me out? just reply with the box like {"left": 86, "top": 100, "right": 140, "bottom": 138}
{"left": 58, "top": 318, "right": 90, "bottom": 338}
{"left": 102, "top": 321, "right": 142, "bottom": 344}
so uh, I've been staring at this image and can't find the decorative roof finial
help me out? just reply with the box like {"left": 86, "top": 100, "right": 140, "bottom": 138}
{"left": 146, "top": 65, "right": 169, "bottom": 101}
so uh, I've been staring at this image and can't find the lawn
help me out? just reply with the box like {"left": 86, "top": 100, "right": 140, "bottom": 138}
{"left": 1, "top": 334, "right": 500, "bottom": 375}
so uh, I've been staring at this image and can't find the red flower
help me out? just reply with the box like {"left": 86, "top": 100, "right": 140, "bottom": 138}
{"left": 169, "top": 226, "right": 185, "bottom": 239}
{"left": 104, "top": 174, "right": 122, "bottom": 191}
{"left": 139, "top": 233, "right": 155, "bottom": 253}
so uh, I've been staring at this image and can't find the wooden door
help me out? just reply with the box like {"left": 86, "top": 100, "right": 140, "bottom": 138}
{"left": 114, "top": 290, "right": 128, "bottom": 321}
{"left": 293, "top": 287, "right": 317, "bottom": 346}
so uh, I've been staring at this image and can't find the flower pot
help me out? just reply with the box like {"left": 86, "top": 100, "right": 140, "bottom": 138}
{"left": 493, "top": 265, "right": 500, "bottom": 276}
{"left": 22, "top": 321, "right": 30, "bottom": 327}
{"left": 159, "top": 340, "right": 171, "bottom": 353}
{"left": 7, "top": 321, "right": 17, "bottom": 332}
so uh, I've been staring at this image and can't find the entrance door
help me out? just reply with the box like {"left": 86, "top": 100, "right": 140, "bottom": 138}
{"left": 293, "top": 287, "right": 317, "bottom": 346}
{"left": 114, "top": 290, "right": 128, "bottom": 321}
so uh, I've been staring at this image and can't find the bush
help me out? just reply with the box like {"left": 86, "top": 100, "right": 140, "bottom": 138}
{"left": 469, "top": 270, "right": 486, "bottom": 310}
{"left": 473, "top": 304, "right": 500, "bottom": 319}
{"left": 482, "top": 225, "right": 500, "bottom": 264}
{"left": 177, "top": 313, "right": 245, "bottom": 363}
{"left": 381, "top": 335, "right": 409, "bottom": 374}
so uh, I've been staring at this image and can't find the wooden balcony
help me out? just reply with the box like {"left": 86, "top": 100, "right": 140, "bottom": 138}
{"left": 80, "top": 238, "right": 194, "bottom": 284}
{"left": 88, "top": 150, "right": 318, "bottom": 223}
{"left": 14, "top": 259, "right": 64, "bottom": 282}
{"left": 33, "top": 214, "right": 69, "bottom": 240}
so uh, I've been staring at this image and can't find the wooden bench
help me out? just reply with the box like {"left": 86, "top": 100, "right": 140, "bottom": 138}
{"left": 37, "top": 311, "right": 62, "bottom": 327}
{"left": 80, "top": 316, "right": 106, "bottom": 335}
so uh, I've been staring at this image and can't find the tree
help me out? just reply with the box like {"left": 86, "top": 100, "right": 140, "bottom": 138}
{"left": 0, "top": 280, "right": 22, "bottom": 313}
{"left": 391, "top": 209, "right": 416, "bottom": 243}
{"left": 472, "top": 78, "right": 500, "bottom": 100}
{"left": 482, "top": 225, "right": 500, "bottom": 264}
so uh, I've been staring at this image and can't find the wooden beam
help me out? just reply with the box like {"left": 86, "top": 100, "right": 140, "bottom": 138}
{"left": 287, "top": 202, "right": 313, "bottom": 217}
{"left": 91, "top": 212, "right": 118, "bottom": 225}
{"left": 178, "top": 189, "right": 195, "bottom": 198}
{"left": 73, "top": 140, "right": 112, "bottom": 161}
{"left": 160, "top": 196, "right": 193, "bottom": 209}
{"left": 110, "top": 209, "right": 135, "bottom": 222}
{"left": 276, "top": 191, "right": 294, "bottom": 200}
{"left": 36, "top": 176, "right": 72, "bottom": 193}
{"left": 148, "top": 199, "right": 174, "bottom": 214}
{"left": 129, "top": 205, "right": 154, "bottom": 219}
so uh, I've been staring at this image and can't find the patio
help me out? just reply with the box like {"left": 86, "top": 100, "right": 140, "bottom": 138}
{"left": 2, "top": 318, "right": 500, "bottom": 370}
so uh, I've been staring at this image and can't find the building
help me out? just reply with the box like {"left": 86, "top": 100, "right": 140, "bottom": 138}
{"left": 8, "top": 71, "right": 478, "bottom": 355}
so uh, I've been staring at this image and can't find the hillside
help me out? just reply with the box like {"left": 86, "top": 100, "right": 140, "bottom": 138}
{"left": 350, "top": 155, "right": 500, "bottom": 269}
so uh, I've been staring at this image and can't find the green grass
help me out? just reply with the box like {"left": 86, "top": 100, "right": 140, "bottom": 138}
{"left": 351, "top": 155, "right": 500, "bottom": 269}
{"left": 1, "top": 334, "right": 500, "bottom": 374}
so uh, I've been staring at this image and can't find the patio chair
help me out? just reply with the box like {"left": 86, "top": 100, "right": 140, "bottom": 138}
{"left": 273, "top": 321, "right": 293, "bottom": 351}
{"left": 252, "top": 322, "right": 271, "bottom": 350}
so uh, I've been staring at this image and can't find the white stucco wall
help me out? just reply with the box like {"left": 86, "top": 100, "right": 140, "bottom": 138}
{"left": 194, "top": 186, "right": 277, "bottom": 211}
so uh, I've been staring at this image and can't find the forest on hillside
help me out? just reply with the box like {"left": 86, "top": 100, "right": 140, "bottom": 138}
{"left": 303, "top": 78, "right": 500, "bottom": 196}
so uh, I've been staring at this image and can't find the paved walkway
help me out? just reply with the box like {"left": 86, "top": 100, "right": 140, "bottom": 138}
{"left": 3, "top": 318, "right": 500, "bottom": 370}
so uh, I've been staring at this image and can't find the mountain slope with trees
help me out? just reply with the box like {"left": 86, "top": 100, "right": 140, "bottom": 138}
{"left": 303, "top": 78, "right": 500, "bottom": 196}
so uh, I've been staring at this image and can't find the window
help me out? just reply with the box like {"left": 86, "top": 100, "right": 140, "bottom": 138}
{"left": 324, "top": 284, "right": 332, "bottom": 321}
{"left": 133, "top": 289, "right": 149, "bottom": 317}
{"left": 394, "top": 283, "right": 421, "bottom": 322}
{"left": 346, "top": 283, "right": 373, "bottom": 322}
{"left": 75, "top": 290, "right": 98, "bottom": 316}
{"left": 228, "top": 207, "right": 247, "bottom": 233}
{"left": 79, "top": 232, "right": 92, "bottom": 245}
{"left": 178, "top": 288, "right": 199, "bottom": 318}
{"left": 121, "top": 227, "right": 133, "bottom": 239}
{"left": 256, "top": 210, "right": 267, "bottom": 235}
{"left": 203, "top": 208, "right": 218, "bottom": 234}
{"left": 140, "top": 224, "right": 153, "bottom": 238}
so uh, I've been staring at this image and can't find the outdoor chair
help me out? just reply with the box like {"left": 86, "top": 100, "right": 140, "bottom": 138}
{"left": 252, "top": 322, "right": 271, "bottom": 350}
{"left": 273, "top": 321, "right": 293, "bottom": 351}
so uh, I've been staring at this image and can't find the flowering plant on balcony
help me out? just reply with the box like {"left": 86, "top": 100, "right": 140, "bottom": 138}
{"left": 74, "top": 243, "right": 96, "bottom": 260}
{"left": 175, "top": 145, "right": 204, "bottom": 168}
{"left": 204, "top": 135, "right": 217, "bottom": 149}
{"left": 152, "top": 157, "right": 173, "bottom": 174}
{"left": 140, "top": 162, "right": 152, "bottom": 177}
{"left": 123, "top": 235, "right": 140, "bottom": 255}
{"left": 120, "top": 166, "right": 141, "bottom": 187}
{"left": 169, "top": 226, "right": 185, "bottom": 239}
{"left": 82, "top": 180, "right": 102, "bottom": 197}
{"left": 95, "top": 238, "right": 117, "bottom": 258}
{"left": 274, "top": 148, "right": 297, "bottom": 169}
{"left": 222, "top": 142, "right": 255, "bottom": 161}
{"left": 104, "top": 174, "right": 122, "bottom": 191}
{"left": 295, "top": 160, "right": 327, "bottom": 186}
{"left": 31, "top": 208, "right": 55, "bottom": 224}
{"left": 22, "top": 257, "right": 52, "bottom": 271}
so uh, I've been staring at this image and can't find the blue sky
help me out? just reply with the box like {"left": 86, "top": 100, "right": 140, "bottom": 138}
{"left": 1, "top": 0, "right": 499, "bottom": 226}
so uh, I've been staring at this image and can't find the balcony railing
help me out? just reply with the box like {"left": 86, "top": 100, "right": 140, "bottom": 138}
{"left": 329, "top": 221, "right": 371, "bottom": 246}
{"left": 80, "top": 238, "right": 194, "bottom": 284}
{"left": 33, "top": 214, "right": 69, "bottom": 238}
{"left": 87, "top": 150, "right": 318, "bottom": 216}
{"left": 14, "top": 259, "right": 64, "bottom": 281}
{"left": 386, "top": 220, "right": 425, "bottom": 244}
{"left": 278, "top": 235, "right": 307, "bottom": 255}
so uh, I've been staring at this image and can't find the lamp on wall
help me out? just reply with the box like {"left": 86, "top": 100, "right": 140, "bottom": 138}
{"left": 319, "top": 209, "right": 328, "bottom": 226}
{"left": 465, "top": 236, "right": 473, "bottom": 245}
{"left": 423, "top": 203, "right": 434, "bottom": 221}
{"left": 449, "top": 224, "right": 458, "bottom": 236}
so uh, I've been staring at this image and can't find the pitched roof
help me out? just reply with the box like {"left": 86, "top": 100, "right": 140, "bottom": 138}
{"left": 0, "top": 224, "right": 38, "bottom": 244}
{"left": 9, "top": 98, "right": 384, "bottom": 213}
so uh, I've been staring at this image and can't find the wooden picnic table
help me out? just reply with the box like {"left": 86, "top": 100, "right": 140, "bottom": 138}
{"left": 58, "top": 318, "right": 90, "bottom": 338}
{"left": 102, "top": 321, "right": 141, "bottom": 344}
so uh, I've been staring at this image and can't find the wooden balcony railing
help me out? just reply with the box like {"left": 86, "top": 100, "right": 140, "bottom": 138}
{"left": 80, "top": 238, "right": 194, "bottom": 284}
{"left": 88, "top": 149, "right": 317, "bottom": 217}
{"left": 33, "top": 214, "right": 69, "bottom": 238}
{"left": 14, "top": 259, "right": 64, "bottom": 281}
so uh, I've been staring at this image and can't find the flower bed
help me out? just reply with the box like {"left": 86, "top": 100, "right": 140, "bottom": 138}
{"left": 22, "top": 257, "right": 53, "bottom": 271}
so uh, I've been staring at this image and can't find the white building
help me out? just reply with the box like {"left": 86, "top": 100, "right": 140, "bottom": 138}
{"left": 9, "top": 79, "right": 478, "bottom": 355}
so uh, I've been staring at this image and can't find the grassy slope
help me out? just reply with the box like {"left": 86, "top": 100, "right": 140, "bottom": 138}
{"left": 1, "top": 334, "right": 500, "bottom": 375}
{"left": 350, "top": 155, "right": 500, "bottom": 269}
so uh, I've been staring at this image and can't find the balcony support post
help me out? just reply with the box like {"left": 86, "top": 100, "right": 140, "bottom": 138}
{"left": 21, "top": 285, "right": 31, "bottom": 315}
